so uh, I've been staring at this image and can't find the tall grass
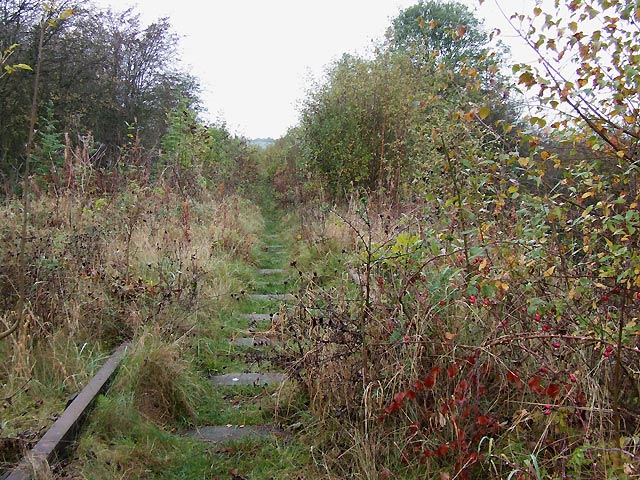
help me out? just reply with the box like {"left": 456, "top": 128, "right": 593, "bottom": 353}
{"left": 0, "top": 168, "right": 265, "bottom": 474}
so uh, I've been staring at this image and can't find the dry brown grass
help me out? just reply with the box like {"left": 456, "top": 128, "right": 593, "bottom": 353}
{"left": 0, "top": 181, "right": 264, "bottom": 461}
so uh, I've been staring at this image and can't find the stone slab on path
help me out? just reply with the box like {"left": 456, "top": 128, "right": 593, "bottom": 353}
{"left": 187, "top": 425, "right": 284, "bottom": 443}
{"left": 210, "top": 372, "right": 286, "bottom": 386}
{"left": 258, "top": 269, "right": 286, "bottom": 275}
{"left": 248, "top": 293, "right": 293, "bottom": 302}
{"left": 239, "top": 313, "right": 277, "bottom": 323}
{"left": 263, "top": 246, "right": 286, "bottom": 253}
{"left": 231, "top": 337, "right": 274, "bottom": 348}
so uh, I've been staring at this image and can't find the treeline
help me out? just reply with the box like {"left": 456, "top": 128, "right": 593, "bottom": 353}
{"left": 0, "top": 0, "right": 256, "bottom": 193}
{"left": 267, "top": 1, "right": 520, "bottom": 203}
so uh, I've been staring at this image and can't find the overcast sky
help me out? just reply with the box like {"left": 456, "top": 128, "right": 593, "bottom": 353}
{"left": 91, "top": 0, "right": 539, "bottom": 139}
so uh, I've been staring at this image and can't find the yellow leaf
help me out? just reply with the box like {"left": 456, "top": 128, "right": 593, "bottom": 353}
{"left": 625, "top": 115, "right": 635, "bottom": 124}
{"left": 543, "top": 265, "right": 556, "bottom": 277}
{"left": 518, "top": 157, "right": 530, "bottom": 167}
{"left": 617, "top": 150, "right": 626, "bottom": 158}
{"left": 59, "top": 8, "right": 76, "bottom": 20}
{"left": 581, "top": 191, "right": 594, "bottom": 199}
{"left": 429, "top": 19, "right": 437, "bottom": 29}
{"left": 518, "top": 71, "right": 536, "bottom": 88}
{"left": 533, "top": 6, "right": 542, "bottom": 16}
{"left": 540, "top": 151, "right": 550, "bottom": 160}
{"left": 479, "top": 106, "right": 490, "bottom": 120}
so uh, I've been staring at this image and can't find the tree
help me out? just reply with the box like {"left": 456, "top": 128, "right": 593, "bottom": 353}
{"left": 298, "top": 1, "right": 514, "bottom": 202}
{"left": 388, "top": 0, "right": 497, "bottom": 71}
{"left": 0, "top": 0, "right": 199, "bottom": 187}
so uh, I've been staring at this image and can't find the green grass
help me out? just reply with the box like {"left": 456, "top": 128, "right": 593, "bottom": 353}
{"left": 196, "top": 383, "right": 283, "bottom": 426}
{"left": 203, "top": 438, "right": 312, "bottom": 479}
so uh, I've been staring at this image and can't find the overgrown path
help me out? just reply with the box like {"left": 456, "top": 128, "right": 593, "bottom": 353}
{"left": 184, "top": 198, "right": 312, "bottom": 477}
{"left": 45, "top": 194, "right": 315, "bottom": 479}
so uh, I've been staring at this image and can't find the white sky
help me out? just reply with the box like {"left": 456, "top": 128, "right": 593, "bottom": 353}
{"left": 91, "top": 0, "right": 540, "bottom": 139}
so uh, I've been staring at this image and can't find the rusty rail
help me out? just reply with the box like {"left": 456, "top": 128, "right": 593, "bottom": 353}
{"left": 3, "top": 342, "right": 130, "bottom": 480}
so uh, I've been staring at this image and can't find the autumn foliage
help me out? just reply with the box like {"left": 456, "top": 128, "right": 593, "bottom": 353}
{"left": 277, "top": 0, "right": 640, "bottom": 478}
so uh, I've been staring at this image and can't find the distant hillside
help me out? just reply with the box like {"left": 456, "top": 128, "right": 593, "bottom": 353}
{"left": 250, "top": 138, "right": 275, "bottom": 149}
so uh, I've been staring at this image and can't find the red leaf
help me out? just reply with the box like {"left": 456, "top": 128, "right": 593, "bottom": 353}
{"left": 455, "top": 380, "right": 468, "bottom": 400}
{"left": 431, "top": 366, "right": 442, "bottom": 378}
{"left": 527, "top": 376, "right": 544, "bottom": 394}
{"left": 414, "top": 380, "right": 425, "bottom": 392}
{"left": 477, "top": 415, "right": 490, "bottom": 426}
{"left": 424, "top": 375, "right": 435, "bottom": 389}
{"left": 393, "top": 392, "right": 406, "bottom": 406}
{"left": 457, "top": 379, "right": 468, "bottom": 391}
{"left": 436, "top": 443, "right": 450, "bottom": 457}
{"left": 506, "top": 370, "right": 520, "bottom": 383}
{"left": 388, "top": 401, "right": 400, "bottom": 414}
{"left": 546, "top": 383, "right": 561, "bottom": 398}
{"left": 466, "top": 451, "right": 479, "bottom": 464}
{"left": 447, "top": 364, "right": 458, "bottom": 378}
{"left": 406, "top": 389, "right": 417, "bottom": 400}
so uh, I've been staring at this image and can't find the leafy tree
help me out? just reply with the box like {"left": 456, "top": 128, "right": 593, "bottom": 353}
{"left": 0, "top": 0, "right": 199, "bottom": 187}
{"left": 32, "top": 101, "right": 64, "bottom": 181}
{"left": 160, "top": 103, "right": 258, "bottom": 194}
{"left": 388, "top": 0, "right": 496, "bottom": 71}
{"left": 298, "top": 1, "right": 514, "bottom": 201}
